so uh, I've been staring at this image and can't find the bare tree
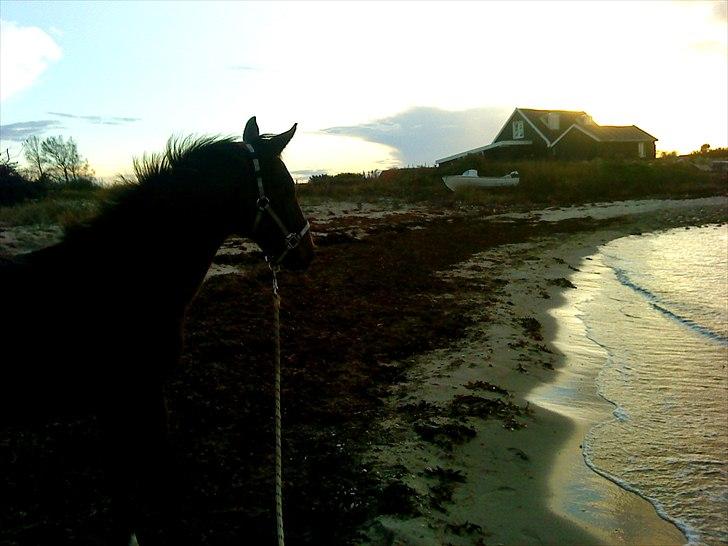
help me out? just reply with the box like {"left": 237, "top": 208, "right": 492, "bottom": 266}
{"left": 22, "top": 135, "right": 48, "bottom": 181}
{"left": 41, "top": 135, "right": 85, "bottom": 184}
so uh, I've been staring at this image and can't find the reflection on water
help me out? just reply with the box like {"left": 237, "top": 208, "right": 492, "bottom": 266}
{"left": 531, "top": 224, "right": 728, "bottom": 546}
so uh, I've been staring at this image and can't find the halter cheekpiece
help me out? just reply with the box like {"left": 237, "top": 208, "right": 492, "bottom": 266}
{"left": 244, "top": 142, "right": 310, "bottom": 266}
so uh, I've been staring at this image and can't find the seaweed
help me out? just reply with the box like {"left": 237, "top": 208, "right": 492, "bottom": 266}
{"left": 413, "top": 419, "right": 476, "bottom": 449}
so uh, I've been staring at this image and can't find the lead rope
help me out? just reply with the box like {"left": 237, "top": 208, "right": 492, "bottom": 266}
{"left": 269, "top": 262, "right": 285, "bottom": 546}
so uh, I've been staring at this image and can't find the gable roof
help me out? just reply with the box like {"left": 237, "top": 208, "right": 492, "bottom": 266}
{"left": 434, "top": 107, "right": 658, "bottom": 164}
{"left": 551, "top": 123, "right": 658, "bottom": 146}
{"left": 518, "top": 108, "right": 590, "bottom": 144}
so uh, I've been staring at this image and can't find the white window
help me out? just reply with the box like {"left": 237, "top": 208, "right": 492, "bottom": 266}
{"left": 638, "top": 142, "right": 646, "bottom": 158}
{"left": 512, "top": 120, "right": 524, "bottom": 139}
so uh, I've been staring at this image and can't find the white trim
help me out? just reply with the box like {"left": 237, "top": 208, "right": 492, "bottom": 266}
{"left": 491, "top": 108, "right": 550, "bottom": 146}
{"left": 515, "top": 108, "right": 552, "bottom": 145}
{"left": 491, "top": 110, "right": 518, "bottom": 143}
{"left": 512, "top": 119, "right": 525, "bottom": 139}
{"left": 549, "top": 124, "right": 598, "bottom": 147}
{"left": 550, "top": 123, "right": 656, "bottom": 148}
{"left": 436, "top": 140, "right": 532, "bottom": 164}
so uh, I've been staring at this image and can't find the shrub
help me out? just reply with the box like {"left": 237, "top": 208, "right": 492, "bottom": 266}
{"left": 298, "top": 167, "right": 448, "bottom": 204}
{"left": 298, "top": 156, "right": 725, "bottom": 207}
{"left": 0, "top": 161, "right": 49, "bottom": 206}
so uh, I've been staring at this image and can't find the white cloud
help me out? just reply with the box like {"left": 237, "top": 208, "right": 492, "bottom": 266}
{"left": 321, "top": 107, "right": 512, "bottom": 166}
{"left": 0, "top": 20, "right": 62, "bottom": 101}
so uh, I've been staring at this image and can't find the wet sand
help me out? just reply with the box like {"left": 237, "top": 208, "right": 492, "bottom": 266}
{"left": 358, "top": 197, "right": 726, "bottom": 545}
{"left": 1, "top": 196, "right": 726, "bottom": 544}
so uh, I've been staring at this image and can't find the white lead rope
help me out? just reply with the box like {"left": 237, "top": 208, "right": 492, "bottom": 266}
{"left": 270, "top": 264, "right": 285, "bottom": 546}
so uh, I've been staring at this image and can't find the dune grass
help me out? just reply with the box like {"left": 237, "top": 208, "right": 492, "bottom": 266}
{"left": 2, "top": 159, "right": 725, "bottom": 227}
{"left": 298, "top": 158, "right": 726, "bottom": 208}
{"left": 0, "top": 186, "right": 127, "bottom": 228}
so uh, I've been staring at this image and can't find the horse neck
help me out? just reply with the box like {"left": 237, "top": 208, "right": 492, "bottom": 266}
{"left": 61, "top": 202, "right": 233, "bottom": 315}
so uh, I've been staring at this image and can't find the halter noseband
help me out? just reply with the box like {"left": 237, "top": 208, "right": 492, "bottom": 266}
{"left": 244, "top": 142, "right": 311, "bottom": 266}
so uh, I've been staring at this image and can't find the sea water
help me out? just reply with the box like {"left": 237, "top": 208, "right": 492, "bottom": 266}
{"left": 573, "top": 224, "right": 728, "bottom": 545}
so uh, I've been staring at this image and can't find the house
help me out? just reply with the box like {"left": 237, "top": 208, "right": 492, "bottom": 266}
{"left": 436, "top": 108, "right": 657, "bottom": 165}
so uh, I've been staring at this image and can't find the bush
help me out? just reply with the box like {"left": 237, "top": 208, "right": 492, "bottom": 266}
{"left": 298, "top": 157, "right": 725, "bottom": 207}
{"left": 299, "top": 168, "right": 448, "bottom": 203}
{"left": 0, "top": 161, "right": 49, "bottom": 206}
{"left": 0, "top": 167, "right": 104, "bottom": 227}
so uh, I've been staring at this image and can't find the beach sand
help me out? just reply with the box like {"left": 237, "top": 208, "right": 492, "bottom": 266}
{"left": 1, "top": 195, "right": 726, "bottom": 544}
{"left": 357, "top": 196, "right": 727, "bottom": 546}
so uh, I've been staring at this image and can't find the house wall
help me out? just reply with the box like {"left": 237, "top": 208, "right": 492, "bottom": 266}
{"left": 493, "top": 111, "right": 548, "bottom": 146}
{"left": 551, "top": 130, "right": 600, "bottom": 159}
{"left": 601, "top": 141, "right": 656, "bottom": 159}
{"left": 482, "top": 141, "right": 548, "bottom": 160}
{"left": 553, "top": 130, "right": 656, "bottom": 159}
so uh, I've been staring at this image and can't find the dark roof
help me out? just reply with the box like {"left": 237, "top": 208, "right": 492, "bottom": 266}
{"left": 518, "top": 108, "right": 590, "bottom": 143}
{"left": 576, "top": 124, "right": 657, "bottom": 142}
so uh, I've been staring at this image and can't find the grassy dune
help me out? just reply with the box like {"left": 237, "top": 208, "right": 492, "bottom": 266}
{"left": 298, "top": 158, "right": 726, "bottom": 207}
{"left": 0, "top": 185, "right": 126, "bottom": 228}
{"left": 1, "top": 159, "right": 725, "bottom": 227}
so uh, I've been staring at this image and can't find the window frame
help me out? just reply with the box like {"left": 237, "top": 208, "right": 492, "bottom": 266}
{"left": 512, "top": 119, "right": 525, "bottom": 139}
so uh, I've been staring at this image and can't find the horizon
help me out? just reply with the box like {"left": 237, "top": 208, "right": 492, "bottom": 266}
{"left": 1, "top": 0, "right": 726, "bottom": 182}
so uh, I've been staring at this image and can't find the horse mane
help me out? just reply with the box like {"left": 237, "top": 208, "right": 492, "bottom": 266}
{"left": 54, "top": 135, "right": 245, "bottom": 252}
{"left": 131, "top": 135, "right": 238, "bottom": 186}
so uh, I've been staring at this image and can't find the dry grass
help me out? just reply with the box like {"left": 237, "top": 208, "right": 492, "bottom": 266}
{"left": 298, "top": 158, "right": 726, "bottom": 207}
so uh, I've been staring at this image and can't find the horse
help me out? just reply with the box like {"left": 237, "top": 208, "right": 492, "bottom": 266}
{"left": 0, "top": 117, "right": 314, "bottom": 545}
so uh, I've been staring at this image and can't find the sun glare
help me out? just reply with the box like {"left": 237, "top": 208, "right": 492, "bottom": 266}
{"left": 284, "top": 133, "right": 400, "bottom": 181}
{"left": 0, "top": 1, "right": 726, "bottom": 175}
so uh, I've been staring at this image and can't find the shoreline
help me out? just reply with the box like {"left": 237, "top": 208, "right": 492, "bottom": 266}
{"left": 359, "top": 197, "right": 726, "bottom": 545}
{"left": 525, "top": 231, "right": 687, "bottom": 546}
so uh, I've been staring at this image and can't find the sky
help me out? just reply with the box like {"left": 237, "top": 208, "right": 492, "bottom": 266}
{"left": 0, "top": 0, "right": 726, "bottom": 181}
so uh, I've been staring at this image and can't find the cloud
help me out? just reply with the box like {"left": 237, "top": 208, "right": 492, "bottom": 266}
{"left": 47, "top": 111, "right": 141, "bottom": 125}
{"left": 289, "top": 168, "right": 328, "bottom": 183}
{"left": 0, "top": 120, "right": 63, "bottom": 142}
{"left": 320, "top": 106, "right": 512, "bottom": 166}
{"left": 291, "top": 168, "right": 327, "bottom": 178}
{"left": 0, "top": 20, "right": 62, "bottom": 101}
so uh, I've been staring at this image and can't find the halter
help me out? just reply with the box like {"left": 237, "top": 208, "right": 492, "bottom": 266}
{"left": 244, "top": 142, "right": 311, "bottom": 266}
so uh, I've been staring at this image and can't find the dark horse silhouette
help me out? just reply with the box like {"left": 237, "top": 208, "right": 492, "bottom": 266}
{"left": 0, "top": 117, "right": 314, "bottom": 545}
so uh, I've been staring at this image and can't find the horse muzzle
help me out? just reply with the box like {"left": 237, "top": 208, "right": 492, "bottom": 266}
{"left": 279, "top": 231, "right": 314, "bottom": 271}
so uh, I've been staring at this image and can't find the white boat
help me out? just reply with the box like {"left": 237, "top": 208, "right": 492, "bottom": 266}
{"left": 442, "top": 169, "right": 519, "bottom": 191}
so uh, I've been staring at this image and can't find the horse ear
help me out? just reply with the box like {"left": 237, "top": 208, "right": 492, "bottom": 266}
{"left": 269, "top": 123, "right": 297, "bottom": 155}
{"left": 243, "top": 116, "right": 260, "bottom": 142}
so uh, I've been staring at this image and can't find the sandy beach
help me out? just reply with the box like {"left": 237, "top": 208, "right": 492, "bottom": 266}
{"left": 354, "top": 196, "right": 727, "bottom": 545}
{"left": 1, "top": 195, "right": 726, "bottom": 545}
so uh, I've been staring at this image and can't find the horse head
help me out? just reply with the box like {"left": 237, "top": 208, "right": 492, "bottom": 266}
{"left": 238, "top": 117, "right": 314, "bottom": 271}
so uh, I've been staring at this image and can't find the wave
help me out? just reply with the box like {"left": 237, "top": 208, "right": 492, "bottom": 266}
{"left": 582, "top": 430, "right": 700, "bottom": 545}
{"left": 610, "top": 266, "right": 728, "bottom": 346}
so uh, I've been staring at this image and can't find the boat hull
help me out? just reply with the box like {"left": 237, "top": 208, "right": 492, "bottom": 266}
{"left": 442, "top": 175, "right": 519, "bottom": 191}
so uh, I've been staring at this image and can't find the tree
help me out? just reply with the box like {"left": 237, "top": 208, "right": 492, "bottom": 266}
{"left": 700, "top": 143, "right": 711, "bottom": 155}
{"left": 41, "top": 135, "right": 78, "bottom": 183}
{"left": 22, "top": 135, "right": 49, "bottom": 181}
{"left": 39, "top": 135, "right": 94, "bottom": 184}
